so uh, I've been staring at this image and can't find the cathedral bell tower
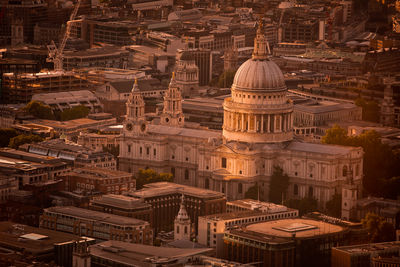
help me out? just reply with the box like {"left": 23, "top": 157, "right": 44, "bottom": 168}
{"left": 124, "top": 79, "right": 147, "bottom": 135}
{"left": 160, "top": 72, "right": 185, "bottom": 127}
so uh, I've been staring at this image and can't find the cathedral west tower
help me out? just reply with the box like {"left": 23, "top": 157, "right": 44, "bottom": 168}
{"left": 222, "top": 20, "right": 293, "bottom": 143}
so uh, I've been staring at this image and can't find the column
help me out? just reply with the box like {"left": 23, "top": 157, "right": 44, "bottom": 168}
{"left": 261, "top": 114, "right": 264, "bottom": 133}
{"left": 267, "top": 115, "right": 270, "bottom": 133}
{"left": 241, "top": 113, "right": 245, "bottom": 132}
{"left": 254, "top": 114, "right": 257, "bottom": 133}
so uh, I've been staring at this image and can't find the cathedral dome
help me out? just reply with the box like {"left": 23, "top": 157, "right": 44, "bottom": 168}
{"left": 232, "top": 58, "right": 286, "bottom": 92}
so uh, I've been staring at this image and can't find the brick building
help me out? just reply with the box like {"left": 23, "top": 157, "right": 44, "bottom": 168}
{"left": 61, "top": 167, "right": 135, "bottom": 195}
{"left": 40, "top": 206, "right": 152, "bottom": 245}
{"left": 127, "top": 182, "right": 226, "bottom": 234}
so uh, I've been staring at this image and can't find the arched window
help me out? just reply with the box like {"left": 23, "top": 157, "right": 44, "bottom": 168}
{"left": 185, "top": 169, "right": 189, "bottom": 180}
{"left": 342, "top": 165, "right": 348, "bottom": 177}
{"left": 205, "top": 178, "right": 209, "bottom": 189}
{"left": 308, "top": 186, "right": 313, "bottom": 198}
{"left": 176, "top": 226, "right": 179, "bottom": 234}
{"left": 238, "top": 183, "right": 243, "bottom": 194}
{"left": 294, "top": 184, "right": 298, "bottom": 195}
{"left": 184, "top": 226, "right": 188, "bottom": 234}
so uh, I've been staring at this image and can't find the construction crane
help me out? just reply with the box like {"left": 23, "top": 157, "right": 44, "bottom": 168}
{"left": 47, "top": 0, "right": 82, "bottom": 72}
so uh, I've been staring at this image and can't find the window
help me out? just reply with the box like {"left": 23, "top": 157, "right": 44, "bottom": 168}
{"left": 221, "top": 157, "right": 227, "bottom": 168}
{"left": 205, "top": 178, "right": 209, "bottom": 189}
{"left": 146, "top": 147, "right": 150, "bottom": 155}
{"left": 342, "top": 165, "right": 348, "bottom": 177}
{"left": 184, "top": 226, "right": 188, "bottom": 234}
{"left": 171, "top": 167, "right": 175, "bottom": 177}
{"left": 140, "top": 147, "right": 142, "bottom": 155}
{"left": 294, "top": 184, "right": 298, "bottom": 195}
{"left": 238, "top": 183, "right": 243, "bottom": 194}
{"left": 153, "top": 148, "right": 156, "bottom": 156}
{"left": 308, "top": 186, "right": 313, "bottom": 198}
{"left": 185, "top": 169, "right": 189, "bottom": 180}
{"left": 128, "top": 145, "right": 131, "bottom": 153}
{"left": 176, "top": 226, "right": 179, "bottom": 234}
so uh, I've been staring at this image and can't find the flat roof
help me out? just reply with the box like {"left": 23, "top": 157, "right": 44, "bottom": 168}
{"left": 333, "top": 241, "right": 400, "bottom": 254}
{"left": 91, "top": 194, "right": 151, "bottom": 210}
{"left": 130, "top": 182, "right": 225, "bottom": 199}
{"left": 0, "top": 221, "right": 90, "bottom": 254}
{"left": 90, "top": 240, "right": 212, "bottom": 266}
{"left": 245, "top": 218, "right": 344, "bottom": 238}
{"left": 147, "top": 124, "right": 221, "bottom": 140}
{"left": 44, "top": 206, "right": 148, "bottom": 226}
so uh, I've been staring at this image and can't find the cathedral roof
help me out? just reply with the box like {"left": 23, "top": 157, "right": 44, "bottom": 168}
{"left": 231, "top": 20, "right": 286, "bottom": 92}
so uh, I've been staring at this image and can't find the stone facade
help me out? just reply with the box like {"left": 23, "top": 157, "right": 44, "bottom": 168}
{"left": 119, "top": 23, "right": 363, "bottom": 209}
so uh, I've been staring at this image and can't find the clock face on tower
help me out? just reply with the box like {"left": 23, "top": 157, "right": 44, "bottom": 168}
{"left": 126, "top": 123, "right": 133, "bottom": 131}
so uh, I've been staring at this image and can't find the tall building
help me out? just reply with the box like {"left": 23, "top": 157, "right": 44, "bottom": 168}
{"left": 177, "top": 49, "right": 212, "bottom": 86}
{"left": 119, "top": 23, "right": 363, "bottom": 210}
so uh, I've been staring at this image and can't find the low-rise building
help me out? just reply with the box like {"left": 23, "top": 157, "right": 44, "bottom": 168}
{"left": 32, "top": 90, "right": 103, "bottom": 113}
{"left": 0, "top": 221, "right": 95, "bottom": 267}
{"left": 60, "top": 167, "right": 135, "bottom": 195}
{"left": 40, "top": 206, "right": 153, "bottom": 244}
{"left": 89, "top": 194, "right": 153, "bottom": 225}
{"left": 224, "top": 218, "right": 356, "bottom": 267}
{"left": 0, "top": 148, "right": 70, "bottom": 189}
{"left": 0, "top": 173, "right": 17, "bottom": 204}
{"left": 23, "top": 139, "right": 117, "bottom": 170}
{"left": 80, "top": 240, "right": 213, "bottom": 267}
{"left": 198, "top": 204, "right": 299, "bottom": 257}
{"left": 77, "top": 131, "right": 119, "bottom": 151}
{"left": 332, "top": 242, "right": 400, "bottom": 267}
{"left": 127, "top": 182, "right": 226, "bottom": 234}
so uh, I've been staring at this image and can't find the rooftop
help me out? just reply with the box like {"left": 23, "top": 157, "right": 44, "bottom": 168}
{"left": 227, "top": 199, "right": 289, "bottom": 213}
{"left": 91, "top": 194, "right": 151, "bottom": 210}
{"left": 44, "top": 206, "right": 148, "bottom": 226}
{"left": 0, "top": 221, "right": 91, "bottom": 254}
{"left": 147, "top": 124, "right": 221, "bottom": 140}
{"left": 333, "top": 241, "right": 400, "bottom": 254}
{"left": 90, "top": 240, "right": 212, "bottom": 266}
{"left": 130, "top": 182, "right": 225, "bottom": 199}
{"left": 62, "top": 167, "right": 132, "bottom": 179}
{"left": 245, "top": 218, "right": 344, "bottom": 238}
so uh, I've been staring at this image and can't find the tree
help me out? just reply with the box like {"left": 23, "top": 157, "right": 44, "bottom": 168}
{"left": 355, "top": 98, "right": 380, "bottom": 123}
{"left": 218, "top": 70, "right": 236, "bottom": 88}
{"left": 244, "top": 184, "right": 264, "bottom": 201}
{"left": 24, "top": 101, "right": 55, "bottom": 120}
{"left": 284, "top": 197, "right": 318, "bottom": 216}
{"left": 325, "top": 193, "right": 342, "bottom": 218}
{"left": 136, "top": 168, "right": 173, "bottom": 190}
{"left": 60, "top": 105, "right": 90, "bottom": 121}
{"left": 9, "top": 134, "right": 43, "bottom": 149}
{"left": 0, "top": 128, "right": 19, "bottom": 147}
{"left": 321, "top": 124, "right": 348, "bottom": 145}
{"left": 269, "top": 166, "right": 289, "bottom": 204}
{"left": 322, "top": 125, "right": 400, "bottom": 198}
{"left": 362, "top": 213, "right": 395, "bottom": 243}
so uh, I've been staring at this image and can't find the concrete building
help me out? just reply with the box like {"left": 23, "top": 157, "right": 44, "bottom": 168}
{"left": 1, "top": 71, "right": 91, "bottom": 104}
{"left": 89, "top": 194, "right": 153, "bottom": 226}
{"left": 198, "top": 203, "right": 298, "bottom": 256}
{"left": 332, "top": 242, "right": 400, "bottom": 267}
{"left": 127, "top": 182, "right": 226, "bottom": 234}
{"left": 77, "top": 240, "right": 213, "bottom": 267}
{"left": 224, "top": 218, "right": 356, "bottom": 267}
{"left": 40, "top": 206, "right": 153, "bottom": 244}
{"left": 0, "top": 148, "right": 70, "bottom": 189}
{"left": 63, "top": 46, "right": 130, "bottom": 71}
{"left": 0, "top": 221, "right": 95, "bottom": 267}
{"left": 0, "top": 173, "right": 17, "bottom": 204}
{"left": 60, "top": 167, "right": 135, "bottom": 195}
{"left": 32, "top": 90, "right": 103, "bottom": 113}
{"left": 77, "top": 131, "right": 119, "bottom": 151}
{"left": 23, "top": 139, "right": 117, "bottom": 170}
